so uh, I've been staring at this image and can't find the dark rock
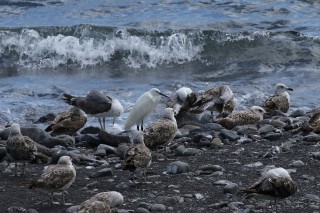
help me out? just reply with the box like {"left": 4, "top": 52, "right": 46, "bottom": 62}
{"left": 0, "top": 147, "right": 7, "bottom": 161}
{"left": 80, "top": 126, "right": 101, "bottom": 134}
{"left": 44, "top": 137, "right": 75, "bottom": 148}
{"left": 98, "top": 131, "right": 130, "bottom": 147}
{"left": 175, "top": 145, "right": 201, "bottom": 156}
{"left": 263, "top": 132, "right": 282, "bottom": 140}
{"left": 82, "top": 134, "right": 102, "bottom": 147}
{"left": 290, "top": 110, "right": 306, "bottom": 118}
{"left": 220, "top": 129, "right": 239, "bottom": 141}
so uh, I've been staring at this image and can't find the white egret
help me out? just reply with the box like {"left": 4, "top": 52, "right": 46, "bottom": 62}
{"left": 125, "top": 88, "right": 169, "bottom": 131}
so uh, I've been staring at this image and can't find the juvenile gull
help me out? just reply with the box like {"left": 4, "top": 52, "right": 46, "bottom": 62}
{"left": 143, "top": 108, "right": 177, "bottom": 159}
{"left": 121, "top": 131, "right": 152, "bottom": 183}
{"left": 241, "top": 167, "right": 298, "bottom": 211}
{"left": 299, "top": 112, "right": 320, "bottom": 133}
{"left": 62, "top": 90, "right": 124, "bottom": 131}
{"left": 190, "top": 85, "right": 235, "bottom": 119}
{"left": 45, "top": 106, "right": 87, "bottom": 136}
{"left": 263, "top": 83, "right": 293, "bottom": 113}
{"left": 216, "top": 106, "right": 266, "bottom": 129}
{"left": 6, "top": 123, "right": 37, "bottom": 175}
{"left": 25, "top": 156, "right": 76, "bottom": 205}
{"left": 125, "top": 88, "right": 169, "bottom": 131}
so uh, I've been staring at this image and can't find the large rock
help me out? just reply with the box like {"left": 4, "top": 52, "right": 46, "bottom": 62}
{"left": 167, "top": 161, "right": 190, "bottom": 174}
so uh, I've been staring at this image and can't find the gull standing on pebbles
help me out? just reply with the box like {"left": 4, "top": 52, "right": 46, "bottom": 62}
{"left": 62, "top": 90, "right": 124, "bottom": 131}
{"left": 241, "top": 167, "right": 298, "bottom": 212}
{"left": 125, "top": 88, "right": 169, "bottom": 131}
{"left": 143, "top": 108, "right": 177, "bottom": 159}
{"left": 45, "top": 106, "right": 87, "bottom": 136}
{"left": 216, "top": 106, "right": 266, "bottom": 129}
{"left": 25, "top": 156, "right": 76, "bottom": 205}
{"left": 121, "top": 131, "right": 152, "bottom": 183}
{"left": 263, "top": 83, "right": 293, "bottom": 113}
{"left": 190, "top": 85, "right": 235, "bottom": 119}
{"left": 5, "top": 123, "right": 37, "bottom": 176}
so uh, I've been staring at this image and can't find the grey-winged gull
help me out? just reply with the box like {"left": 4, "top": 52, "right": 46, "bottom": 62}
{"left": 125, "top": 88, "right": 169, "bottom": 131}
{"left": 216, "top": 106, "right": 266, "bottom": 129}
{"left": 5, "top": 123, "right": 37, "bottom": 175}
{"left": 62, "top": 90, "right": 124, "bottom": 131}
{"left": 121, "top": 131, "right": 152, "bottom": 183}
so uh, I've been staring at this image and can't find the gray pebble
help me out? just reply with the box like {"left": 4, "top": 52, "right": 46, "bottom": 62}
{"left": 220, "top": 129, "right": 240, "bottom": 141}
{"left": 167, "top": 161, "right": 190, "bottom": 174}
{"left": 223, "top": 183, "right": 239, "bottom": 194}
{"left": 150, "top": 203, "right": 166, "bottom": 212}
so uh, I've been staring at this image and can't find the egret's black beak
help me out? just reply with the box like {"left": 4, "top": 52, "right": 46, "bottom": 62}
{"left": 157, "top": 91, "right": 169, "bottom": 98}
{"left": 287, "top": 88, "right": 293, "bottom": 91}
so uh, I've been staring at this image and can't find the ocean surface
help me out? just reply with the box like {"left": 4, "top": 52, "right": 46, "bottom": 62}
{"left": 0, "top": 0, "right": 320, "bottom": 131}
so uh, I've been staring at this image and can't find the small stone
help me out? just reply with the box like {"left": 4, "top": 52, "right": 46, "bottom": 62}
{"left": 95, "top": 149, "right": 107, "bottom": 157}
{"left": 136, "top": 207, "right": 151, "bottom": 213}
{"left": 236, "top": 126, "right": 258, "bottom": 135}
{"left": 270, "top": 120, "right": 287, "bottom": 128}
{"left": 244, "top": 162, "right": 263, "bottom": 168}
{"left": 302, "top": 174, "right": 315, "bottom": 181}
{"left": 303, "top": 134, "right": 320, "bottom": 142}
{"left": 290, "top": 110, "right": 306, "bottom": 118}
{"left": 220, "top": 129, "right": 240, "bottom": 141}
{"left": 213, "top": 180, "right": 234, "bottom": 186}
{"left": 90, "top": 168, "right": 114, "bottom": 178}
{"left": 150, "top": 203, "right": 166, "bottom": 212}
{"left": 210, "top": 138, "right": 224, "bottom": 148}
{"left": 175, "top": 145, "right": 201, "bottom": 156}
{"left": 194, "top": 193, "right": 204, "bottom": 200}
{"left": 166, "top": 161, "right": 190, "bottom": 174}
{"left": 291, "top": 160, "right": 305, "bottom": 167}
{"left": 263, "top": 132, "right": 282, "bottom": 140}
{"left": 258, "top": 124, "right": 276, "bottom": 134}
{"left": 304, "top": 194, "right": 320, "bottom": 201}
{"left": 223, "top": 183, "right": 239, "bottom": 194}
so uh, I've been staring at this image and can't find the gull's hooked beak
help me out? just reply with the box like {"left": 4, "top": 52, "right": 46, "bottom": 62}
{"left": 157, "top": 91, "right": 169, "bottom": 98}
{"left": 287, "top": 87, "right": 293, "bottom": 91}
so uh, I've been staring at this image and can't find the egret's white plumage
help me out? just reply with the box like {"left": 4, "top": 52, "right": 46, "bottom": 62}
{"left": 216, "top": 106, "right": 266, "bottom": 129}
{"left": 62, "top": 90, "right": 124, "bottom": 131}
{"left": 263, "top": 83, "right": 293, "bottom": 113}
{"left": 26, "top": 156, "right": 76, "bottom": 205}
{"left": 125, "top": 88, "right": 169, "bottom": 131}
{"left": 143, "top": 108, "right": 177, "bottom": 159}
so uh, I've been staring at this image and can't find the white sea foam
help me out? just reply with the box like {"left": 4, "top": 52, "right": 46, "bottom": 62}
{"left": 0, "top": 28, "right": 203, "bottom": 70}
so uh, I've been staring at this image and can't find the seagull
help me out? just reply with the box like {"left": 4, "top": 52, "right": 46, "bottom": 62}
{"left": 216, "top": 106, "right": 266, "bottom": 129}
{"left": 121, "top": 131, "right": 152, "bottom": 183}
{"left": 5, "top": 123, "right": 37, "bottom": 176}
{"left": 62, "top": 90, "right": 124, "bottom": 131}
{"left": 45, "top": 106, "right": 87, "bottom": 136}
{"left": 263, "top": 83, "right": 293, "bottom": 114}
{"left": 125, "top": 88, "right": 169, "bottom": 131}
{"left": 166, "top": 87, "right": 198, "bottom": 117}
{"left": 190, "top": 85, "right": 235, "bottom": 120}
{"left": 241, "top": 167, "right": 298, "bottom": 212}
{"left": 299, "top": 112, "right": 320, "bottom": 133}
{"left": 143, "top": 108, "right": 177, "bottom": 159}
{"left": 25, "top": 156, "right": 76, "bottom": 205}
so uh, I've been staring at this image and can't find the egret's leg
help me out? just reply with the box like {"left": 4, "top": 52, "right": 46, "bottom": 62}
{"left": 141, "top": 120, "right": 144, "bottom": 131}
{"left": 137, "top": 125, "right": 139, "bottom": 131}
{"left": 103, "top": 117, "right": 106, "bottom": 130}
{"left": 98, "top": 118, "right": 104, "bottom": 130}
{"left": 211, "top": 111, "right": 214, "bottom": 122}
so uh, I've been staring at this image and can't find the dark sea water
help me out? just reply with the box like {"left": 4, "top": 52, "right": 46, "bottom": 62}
{"left": 0, "top": 0, "right": 320, "bottom": 130}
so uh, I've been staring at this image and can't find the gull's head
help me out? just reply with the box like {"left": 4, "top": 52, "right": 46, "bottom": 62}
{"left": 251, "top": 106, "right": 266, "bottom": 115}
{"left": 163, "top": 107, "right": 176, "bottom": 119}
{"left": 58, "top": 156, "right": 73, "bottom": 165}
{"left": 275, "top": 83, "right": 293, "bottom": 95}
{"left": 9, "top": 123, "right": 21, "bottom": 136}
{"left": 130, "top": 130, "right": 144, "bottom": 144}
